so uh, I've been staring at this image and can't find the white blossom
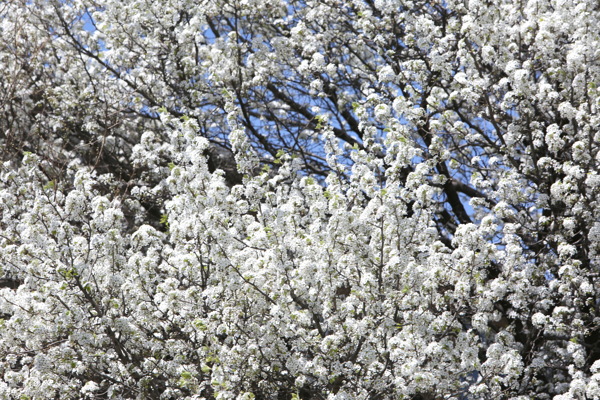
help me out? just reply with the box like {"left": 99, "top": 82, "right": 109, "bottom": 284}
{"left": 1, "top": 0, "right": 599, "bottom": 398}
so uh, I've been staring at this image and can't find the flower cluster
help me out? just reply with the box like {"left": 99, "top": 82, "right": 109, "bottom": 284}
{"left": 1, "top": 0, "right": 600, "bottom": 399}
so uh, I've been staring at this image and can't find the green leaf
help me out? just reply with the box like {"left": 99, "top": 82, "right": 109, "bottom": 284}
{"left": 160, "top": 214, "right": 169, "bottom": 227}
{"left": 193, "top": 319, "right": 208, "bottom": 331}
{"left": 181, "top": 371, "right": 192, "bottom": 380}
{"left": 206, "top": 355, "right": 220, "bottom": 364}
{"left": 314, "top": 115, "right": 326, "bottom": 130}
{"left": 221, "top": 88, "right": 232, "bottom": 98}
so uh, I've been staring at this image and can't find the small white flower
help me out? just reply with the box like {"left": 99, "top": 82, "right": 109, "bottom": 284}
{"left": 311, "top": 52, "right": 325, "bottom": 68}
{"left": 374, "top": 103, "right": 391, "bottom": 120}
{"left": 531, "top": 312, "right": 547, "bottom": 328}
{"left": 81, "top": 381, "right": 99, "bottom": 394}
{"left": 378, "top": 65, "right": 396, "bottom": 83}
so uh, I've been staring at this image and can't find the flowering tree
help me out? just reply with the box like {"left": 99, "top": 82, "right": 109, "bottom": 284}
{"left": 1, "top": 0, "right": 600, "bottom": 398}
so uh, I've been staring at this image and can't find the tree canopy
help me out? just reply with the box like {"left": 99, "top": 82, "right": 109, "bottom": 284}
{"left": 1, "top": 0, "right": 600, "bottom": 398}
